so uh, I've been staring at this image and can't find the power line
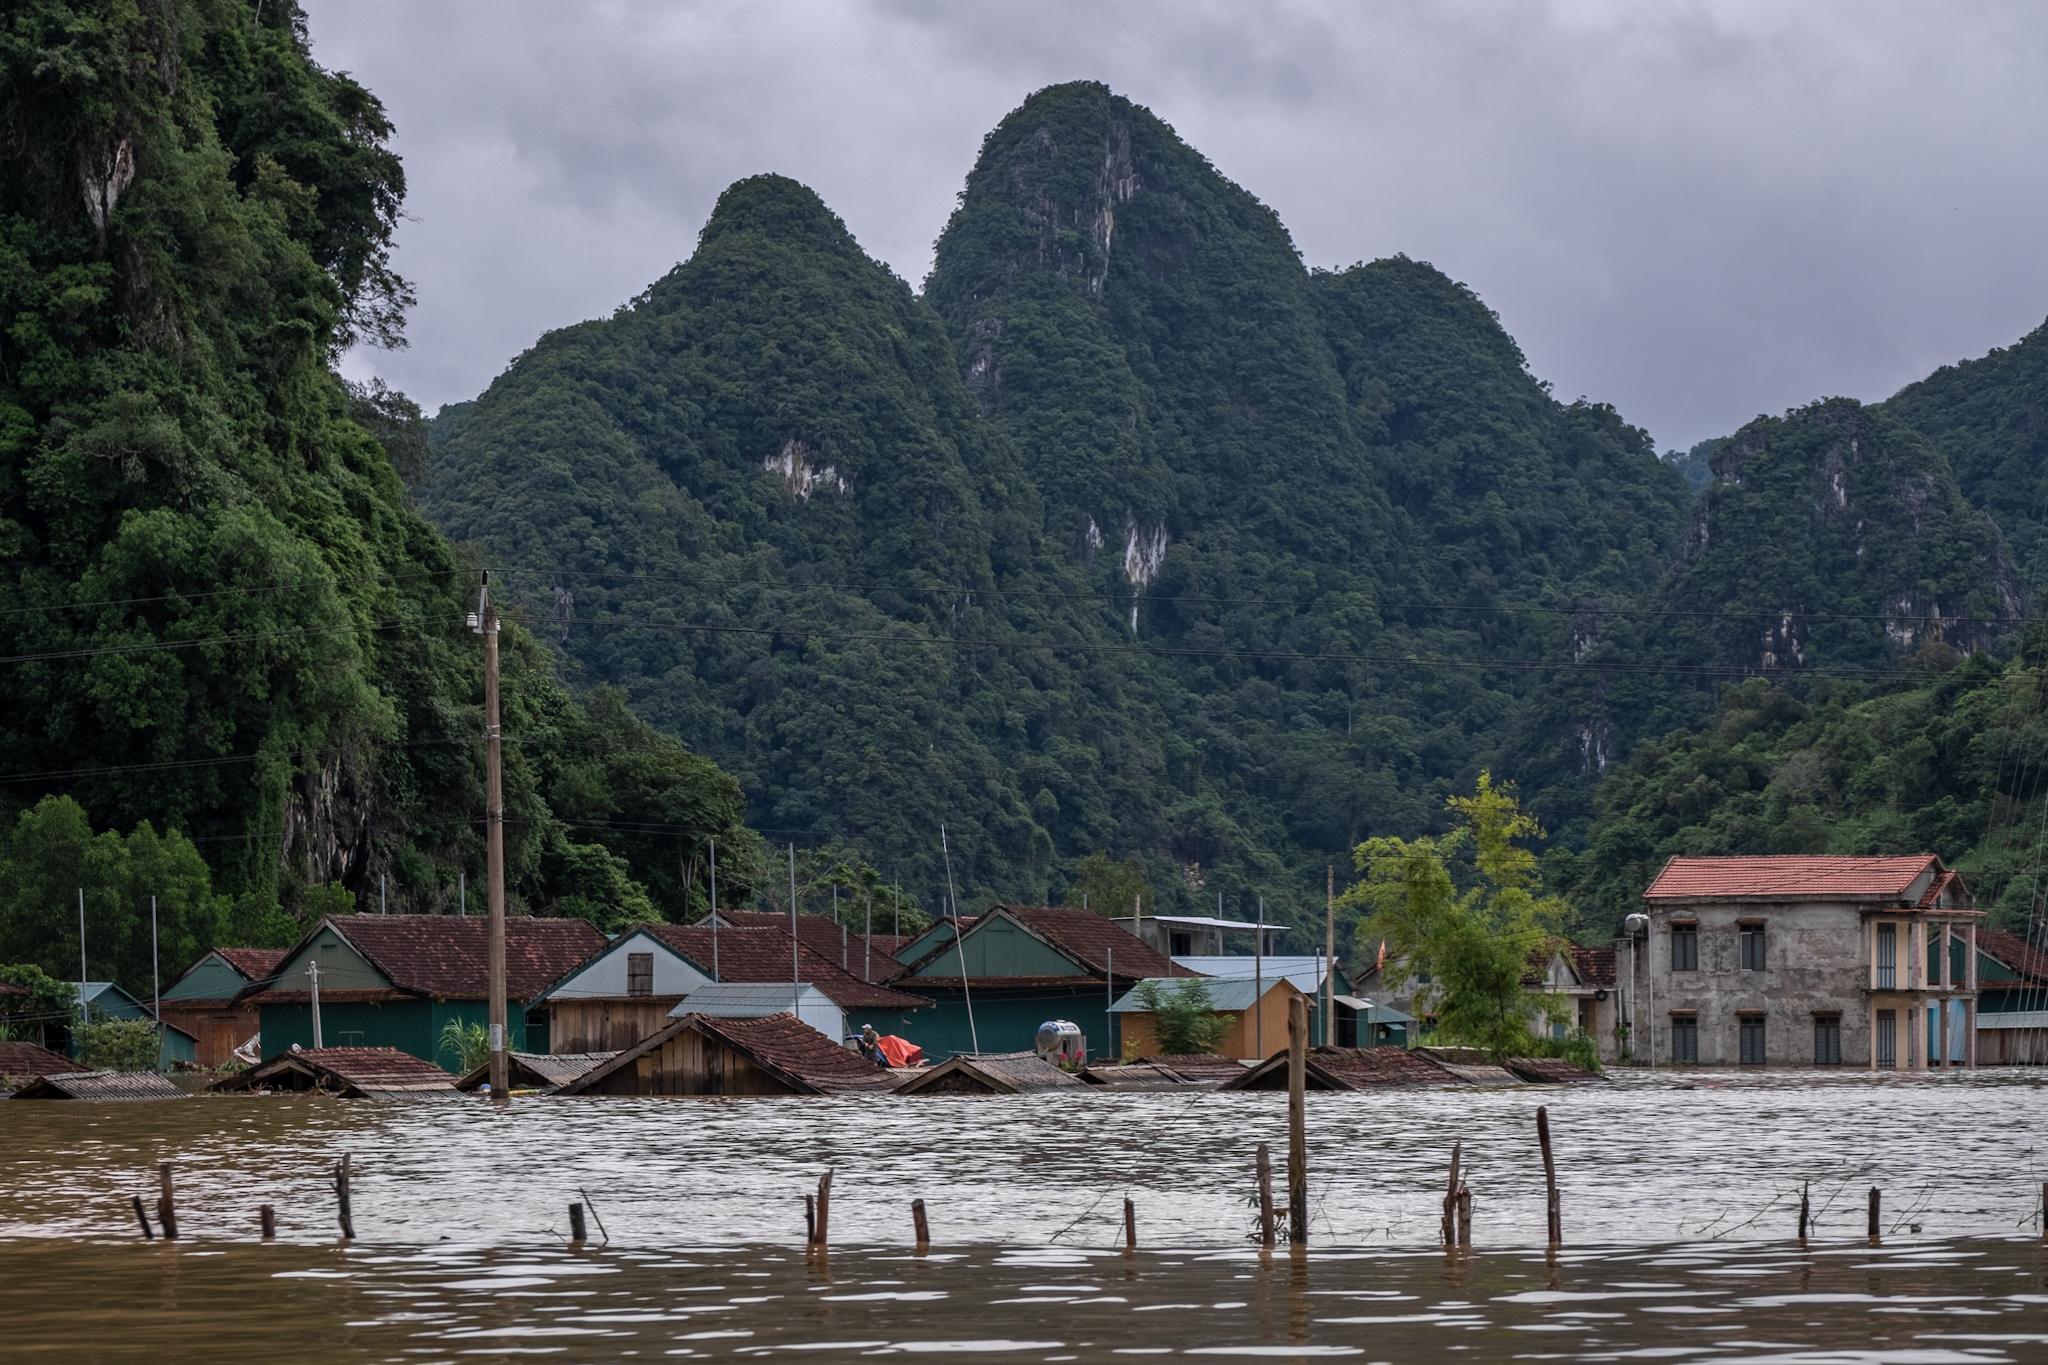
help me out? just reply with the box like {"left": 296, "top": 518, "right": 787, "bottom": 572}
{"left": 0, "top": 567, "right": 465, "bottom": 620}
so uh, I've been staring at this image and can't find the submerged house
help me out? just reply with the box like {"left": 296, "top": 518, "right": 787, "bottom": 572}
{"left": 894, "top": 1050, "right": 1084, "bottom": 1094}
{"left": 159, "top": 948, "right": 285, "bottom": 1067}
{"left": 241, "top": 915, "right": 607, "bottom": 1067}
{"left": 892, "top": 906, "right": 1187, "bottom": 1060}
{"left": 558, "top": 1012, "right": 901, "bottom": 1097}
{"left": 1973, "top": 928, "right": 2048, "bottom": 1065}
{"left": 698, "top": 909, "right": 917, "bottom": 980}
{"left": 70, "top": 981, "right": 197, "bottom": 1066}
{"left": 532, "top": 923, "right": 927, "bottom": 1054}
{"left": 1108, "top": 976, "right": 1306, "bottom": 1060}
{"left": 210, "top": 1045, "right": 461, "bottom": 1098}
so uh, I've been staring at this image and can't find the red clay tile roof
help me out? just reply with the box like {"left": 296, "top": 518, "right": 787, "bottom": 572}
{"left": 249, "top": 915, "right": 606, "bottom": 1003}
{"left": 984, "top": 906, "right": 1187, "bottom": 979}
{"left": 700, "top": 910, "right": 905, "bottom": 970}
{"left": 215, "top": 947, "right": 289, "bottom": 981}
{"left": 211, "top": 1046, "right": 459, "bottom": 1096}
{"left": 641, "top": 924, "right": 927, "bottom": 1010}
{"left": 1644, "top": 855, "right": 1943, "bottom": 901}
{"left": 901, "top": 974, "right": 1156, "bottom": 993}
{"left": 1571, "top": 946, "right": 1617, "bottom": 987}
{"left": 1978, "top": 928, "right": 2048, "bottom": 983}
{"left": 0, "top": 1041, "right": 84, "bottom": 1079}
{"left": 1223, "top": 1045, "right": 1461, "bottom": 1090}
{"left": 565, "top": 1012, "right": 900, "bottom": 1095}
{"left": 1916, "top": 869, "right": 1973, "bottom": 910}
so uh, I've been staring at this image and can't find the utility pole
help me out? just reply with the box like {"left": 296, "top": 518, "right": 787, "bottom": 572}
{"left": 789, "top": 844, "right": 801, "bottom": 1021}
{"left": 475, "top": 571, "right": 508, "bottom": 1097}
{"left": 152, "top": 895, "right": 162, "bottom": 1072}
{"left": 77, "top": 888, "right": 87, "bottom": 1035}
{"left": 1325, "top": 865, "right": 1336, "bottom": 1048}
{"left": 307, "top": 958, "right": 323, "bottom": 1049}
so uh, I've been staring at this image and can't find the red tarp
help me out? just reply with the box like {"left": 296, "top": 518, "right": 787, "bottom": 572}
{"left": 875, "top": 1034, "right": 923, "bottom": 1067}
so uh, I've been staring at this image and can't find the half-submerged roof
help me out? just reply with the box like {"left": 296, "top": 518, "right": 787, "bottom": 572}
{"left": 11, "top": 1070, "right": 189, "bottom": 1100}
{"left": 209, "top": 1046, "right": 461, "bottom": 1098}
{"left": 0, "top": 1041, "right": 86, "bottom": 1081}
{"left": 1222, "top": 1046, "right": 1465, "bottom": 1091}
{"left": 559, "top": 1013, "right": 900, "bottom": 1096}
{"left": 893, "top": 1050, "right": 1084, "bottom": 1095}
{"left": 640, "top": 925, "right": 927, "bottom": 1010}
{"left": 1643, "top": 855, "right": 1969, "bottom": 905}
{"left": 455, "top": 1051, "right": 617, "bottom": 1092}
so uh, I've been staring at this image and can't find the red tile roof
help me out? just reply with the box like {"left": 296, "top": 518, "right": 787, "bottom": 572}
{"left": 1572, "top": 946, "right": 1617, "bottom": 987}
{"left": 1978, "top": 928, "right": 2048, "bottom": 984}
{"left": 641, "top": 924, "right": 927, "bottom": 1010}
{"left": 564, "top": 1011, "right": 901, "bottom": 1096}
{"left": 0, "top": 1041, "right": 84, "bottom": 1079}
{"left": 249, "top": 915, "right": 607, "bottom": 1003}
{"left": 210, "top": 1046, "right": 459, "bottom": 1097}
{"left": 215, "top": 948, "right": 289, "bottom": 982}
{"left": 1644, "top": 855, "right": 1943, "bottom": 901}
{"left": 701, "top": 910, "right": 905, "bottom": 971}
{"left": 0, "top": 982, "right": 27, "bottom": 997}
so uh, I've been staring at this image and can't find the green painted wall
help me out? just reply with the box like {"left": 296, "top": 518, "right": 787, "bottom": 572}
{"left": 163, "top": 953, "right": 251, "bottom": 1002}
{"left": 910, "top": 917, "right": 1086, "bottom": 980}
{"left": 890, "top": 988, "right": 1118, "bottom": 1061}
{"left": 272, "top": 927, "right": 387, "bottom": 993}
{"left": 259, "top": 999, "right": 535, "bottom": 1070}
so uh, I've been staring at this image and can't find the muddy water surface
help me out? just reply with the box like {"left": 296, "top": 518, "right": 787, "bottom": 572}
{"left": 2, "top": 1070, "right": 2046, "bottom": 1361}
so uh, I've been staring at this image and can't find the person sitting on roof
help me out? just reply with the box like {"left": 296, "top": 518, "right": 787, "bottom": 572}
{"left": 856, "top": 1024, "right": 889, "bottom": 1067}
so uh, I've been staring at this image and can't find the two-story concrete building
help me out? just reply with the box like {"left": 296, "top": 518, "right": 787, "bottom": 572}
{"left": 1636, "top": 855, "right": 1980, "bottom": 1069}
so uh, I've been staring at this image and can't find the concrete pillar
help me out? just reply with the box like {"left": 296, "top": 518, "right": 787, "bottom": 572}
{"left": 1939, "top": 994, "right": 1951, "bottom": 1070}
{"left": 1869, "top": 997, "right": 1878, "bottom": 1071}
{"left": 1965, "top": 922, "right": 1978, "bottom": 991}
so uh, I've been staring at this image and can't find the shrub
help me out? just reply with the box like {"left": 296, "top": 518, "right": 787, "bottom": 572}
{"left": 1133, "top": 977, "right": 1234, "bottom": 1056}
{"left": 76, "top": 1018, "right": 162, "bottom": 1071}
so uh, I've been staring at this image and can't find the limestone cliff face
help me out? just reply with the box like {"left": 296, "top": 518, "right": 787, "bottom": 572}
{"left": 1667, "top": 398, "right": 2020, "bottom": 675}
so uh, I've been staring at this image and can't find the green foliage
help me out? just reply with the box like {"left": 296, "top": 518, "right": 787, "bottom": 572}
{"left": 1067, "top": 852, "right": 1152, "bottom": 917}
{"left": 1564, "top": 658, "right": 2048, "bottom": 938}
{"left": 1527, "top": 1029, "right": 1604, "bottom": 1074}
{"left": 76, "top": 1016, "right": 160, "bottom": 1071}
{"left": 0, "top": 795, "right": 226, "bottom": 992}
{"left": 1132, "top": 975, "right": 1233, "bottom": 1055}
{"left": 436, "top": 1017, "right": 489, "bottom": 1073}
{"left": 0, "top": 961, "right": 76, "bottom": 1040}
{"left": 301, "top": 882, "right": 356, "bottom": 920}
{"left": 1343, "top": 774, "right": 1568, "bottom": 1058}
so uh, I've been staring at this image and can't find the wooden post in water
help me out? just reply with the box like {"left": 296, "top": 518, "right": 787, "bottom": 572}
{"left": 2041, "top": 1180, "right": 2047, "bottom": 1240}
{"left": 157, "top": 1163, "right": 179, "bottom": 1241}
{"left": 912, "top": 1198, "right": 930, "bottom": 1252}
{"left": 804, "top": 1194, "right": 816, "bottom": 1245}
{"left": 1123, "top": 1196, "right": 1137, "bottom": 1254}
{"left": 569, "top": 1202, "right": 587, "bottom": 1244}
{"left": 1441, "top": 1141, "right": 1462, "bottom": 1247}
{"left": 815, "top": 1171, "right": 832, "bottom": 1248}
{"left": 334, "top": 1153, "right": 355, "bottom": 1241}
{"left": 1256, "top": 1143, "right": 1276, "bottom": 1248}
{"left": 260, "top": 1204, "right": 276, "bottom": 1241}
{"left": 131, "top": 1194, "right": 154, "bottom": 1240}
{"left": 1456, "top": 1184, "right": 1472, "bottom": 1247}
{"left": 1797, "top": 1182, "right": 1810, "bottom": 1241}
{"left": 1867, "top": 1187, "right": 1880, "bottom": 1240}
{"left": 1535, "top": 1107, "right": 1560, "bottom": 1247}
{"left": 1287, "top": 993, "right": 1309, "bottom": 1246}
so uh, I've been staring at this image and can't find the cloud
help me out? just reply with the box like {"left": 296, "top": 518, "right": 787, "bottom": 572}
{"left": 309, "top": 0, "right": 2048, "bottom": 450}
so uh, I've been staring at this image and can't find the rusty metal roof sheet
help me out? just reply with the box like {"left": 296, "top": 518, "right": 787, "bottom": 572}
{"left": 10, "top": 1070, "right": 189, "bottom": 1100}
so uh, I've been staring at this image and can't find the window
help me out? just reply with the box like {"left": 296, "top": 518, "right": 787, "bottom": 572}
{"left": 1875, "top": 1008, "right": 1896, "bottom": 1069}
{"left": 1876, "top": 923, "right": 1896, "bottom": 989}
{"left": 1739, "top": 923, "right": 1766, "bottom": 971}
{"left": 1170, "top": 932, "right": 1194, "bottom": 956}
{"left": 1814, "top": 1015, "right": 1842, "bottom": 1067}
{"left": 1739, "top": 1015, "right": 1766, "bottom": 1065}
{"left": 1671, "top": 1015, "right": 1698, "bottom": 1064}
{"left": 626, "top": 952, "right": 654, "bottom": 997}
{"left": 1671, "top": 923, "right": 1698, "bottom": 972}
{"left": 1578, "top": 999, "right": 1594, "bottom": 1033}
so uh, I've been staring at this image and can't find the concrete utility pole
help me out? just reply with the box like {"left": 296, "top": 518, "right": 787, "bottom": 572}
{"left": 307, "top": 958, "right": 323, "bottom": 1049}
{"left": 478, "top": 571, "right": 509, "bottom": 1097}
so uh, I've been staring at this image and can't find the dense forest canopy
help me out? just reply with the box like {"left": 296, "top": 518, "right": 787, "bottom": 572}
{"left": 5, "top": 13, "right": 2046, "bottom": 999}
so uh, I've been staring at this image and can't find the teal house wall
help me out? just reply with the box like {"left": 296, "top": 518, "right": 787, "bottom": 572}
{"left": 162, "top": 953, "right": 251, "bottom": 1002}
{"left": 259, "top": 998, "right": 534, "bottom": 1069}
{"left": 893, "top": 986, "right": 1118, "bottom": 1061}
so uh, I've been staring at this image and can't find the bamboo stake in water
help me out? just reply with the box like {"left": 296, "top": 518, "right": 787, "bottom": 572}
{"left": 1442, "top": 1141, "right": 1462, "bottom": 1247}
{"left": 1536, "top": 1106, "right": 1560, "bottom": 1246}
{"left": 1256, "top": 1143, "right": 1276, "bottom": 1248}
{"left": 157, "top": 1163, "right": 179, "bottom": 1241}
{"left": 131, "top": 1194, "right": 153, "bottom": 1240}
{"left": 1798, "top": 1181, "right": 1810, "bottom": 1240}
{"left": 815, "top": 1170, "right": 833, "bottom": 1248}
{"left": 1868, "top": 1187, "right": 1880, "bottom": 1240}
{"left": 912, "top": 1197, "right": 930, "bottom": 1252}
{"left": 1287, "top": 993, "right": 1309, "bottom": 1245}
{"left": 334, "top": 1153, "right": 355, "bottom": 1240}
{"left": 260, "top": 1204, "right": 276, "bottom": 1241}
{"left": 569, "top": 1202, "right": 587, "bottom": 1244}
{"left": 1456, "top": 1184, "right": 1472, "bottom": 1247}
{"left": 1123, "top": 1197, "right": 1137, "bottom": 1253}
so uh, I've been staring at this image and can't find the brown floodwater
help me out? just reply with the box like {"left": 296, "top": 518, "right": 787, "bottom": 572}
{"left": 3, "top": 1070, "right": 2046, "bottom": 1361}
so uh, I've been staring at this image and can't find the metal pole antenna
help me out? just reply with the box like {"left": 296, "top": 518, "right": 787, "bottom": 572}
{"left": 1256, "top": 895, "right": 1265, "bottom": 1059}
{"left": 709, "top": 837, "right": 720, "bottom": 981}
{"left": 1325, "top": 865, "right": 1336, "bottom": 1048}
{"left": 941, "top": 825, "right": 978, "bottom": 1054}
{"left": 480, "top": 571, "right": 509, "bottom": 1097}
{"left": 77, "top": 888, "right": 87, "bottom": 1033}
{"left": 789, "top": 845, "right": 801, "bottom": 1021}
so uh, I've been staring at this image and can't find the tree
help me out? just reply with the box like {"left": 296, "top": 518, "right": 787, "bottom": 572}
{"left": 1068, "top": 853, "right": 1152, "bottom": 918}
{"left": 1133, "top": 976, "right": 1233, "bottom": 1055}
{"left": 0, "top": 962, "right": 76, "bottom": 1046}
{"left": 1342, "top": 773, "right": 1568, "bottom": 1058}
{"left": 76, "top": 1016, "right": 159, "bottom": 1071}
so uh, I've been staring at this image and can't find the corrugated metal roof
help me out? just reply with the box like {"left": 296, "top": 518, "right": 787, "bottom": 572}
{"left": 1109, "top": 977, "right": 1290, "bottom": 1012}
{"left": 11, "top": 1070, "right": 189, "bottom": 1100}
{"left": 1643, "top": 855, "right": 1940, "bottom": 900}
{"left": 1170, "top": 955, "right": 1332, "bottom": 995}
{"left": 667, "top": 982, "right": 837, "bottom": 1018}
{"left": 456, "top": 1051, "right": 617, "bottom": 1091}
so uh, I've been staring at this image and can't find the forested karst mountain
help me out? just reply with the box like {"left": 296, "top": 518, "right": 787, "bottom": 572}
{"left": 0, "top": 0, "right": 749, "bottom": 991}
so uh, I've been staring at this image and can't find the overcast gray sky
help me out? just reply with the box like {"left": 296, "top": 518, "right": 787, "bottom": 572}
{"left": 309, "top": 0, "right": 2048, "bottom": 453}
